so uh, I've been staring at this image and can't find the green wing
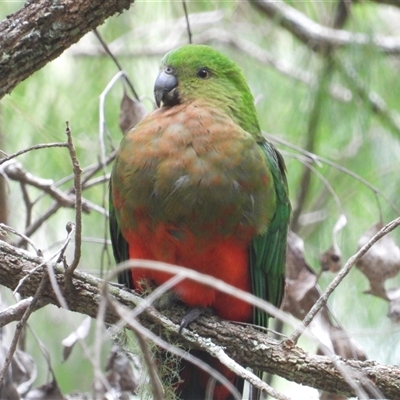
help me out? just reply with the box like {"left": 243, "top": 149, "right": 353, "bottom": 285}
{"left": 109, "top": 181, "right": 133, "bottom": 288}
{"left": 249, "top": 141, "right": 290, "bottom": 328}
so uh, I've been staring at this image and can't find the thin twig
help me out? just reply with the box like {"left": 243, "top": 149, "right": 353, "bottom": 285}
{"left": 283, "top": 153, "right": 344, "bottom": 216}
{"left": 288, "top": 215, "right": 400, "bottom": 344}
{"left": 82, "top": 174, "right": 110, "bottom": 190}
{"left": 93, "top": 28, "right": 140, "bottom": 100}
{"left": 19, "top": 182, "right": 32, "bottom": 242}
{"left": 182, "top": 0, "right": 192, "bottom": 44}
{"left": 3, "top": 160, "right": 91, "bottom": 212}
{"left": 48, "top": 225, "right": 77, "bottom": 304}
{"left": 13, "top": 262, "right": 46, "bottom": 296}
{"left": 64, "top": 122, "right": 82, "bottom": 287}
{"left": 0, "top": 298, "right": 33, "bottom": 328}
{"left": 0, "top": 223, "right": 42, "bottom": 256}
{"left": 13, "top": 223, "right": 75, "bottom": 296}
{"left": 97, "top": 73, "right": 127, "bottom": 281}
{"left": 99, "top": 71, "right": 126, "bottom": 169}
{"left": 0, "top": 143, "right": 69, "bottom": 166}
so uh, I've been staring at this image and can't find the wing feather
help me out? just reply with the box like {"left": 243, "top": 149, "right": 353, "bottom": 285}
{"left": 249, "top": 141, "right": 290, "bottom": 328}
{"left": 109, "top": 181, "right": 133, "bottom": 288}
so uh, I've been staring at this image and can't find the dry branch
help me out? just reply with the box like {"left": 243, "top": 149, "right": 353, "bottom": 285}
{"left": 248, "top": 0, "right": 400, "bottom": 55}
{"left": 288, "top": 217, "right": 400, "bottom": 343}
{"left": 1, "top": 240, "right": 400, "bottom": 398}
{"left": 2, "top": 150, "right": 115, "bottom": 248}
{"left": 0, "top": 0, "right": 133, "bottom": 98}
{"left": 0, "top": 298, "right": 33, "bottom": 328}
{"left": 64, "top": 122, "right": 82, "bottom": 282}
{"left": 3, "top": 160, "right": 92, "bottom": 213}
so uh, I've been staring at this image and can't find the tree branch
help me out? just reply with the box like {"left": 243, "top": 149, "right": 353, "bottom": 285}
{"left": 0, "top": 298, "right": 33, "bottom": 328}
{"left": 64, "top": 122, "right": 82, "bottom": 284}
{"left": 3, "top": 160, "right": 92, "bottom": 214}
{"left": 248, "top": 0, "right": 400, "bottom": 55}
{"left": 1, "top": 239, "right": 400, "bottom": 398}
{"left": 0, "top": 0, "right": 134, "bottom": 98}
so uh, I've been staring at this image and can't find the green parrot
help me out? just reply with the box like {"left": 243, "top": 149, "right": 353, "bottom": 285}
{"left": 110, "top": 44, "right": 290, "bottom": 400}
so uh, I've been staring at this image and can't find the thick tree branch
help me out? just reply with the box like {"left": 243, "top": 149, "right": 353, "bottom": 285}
{"left": 1, "top": 240, "right": 400, "bottom": 398}
{"left": 248, "top": 0, "right": 400, "bottom": 55}
{"left": 0, "top": 0, "right": 133, "bottom": 99}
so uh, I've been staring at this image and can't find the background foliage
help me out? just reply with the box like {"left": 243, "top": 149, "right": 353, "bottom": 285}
{"left": 1, "top": 0, "right": 400, "bottom": 398}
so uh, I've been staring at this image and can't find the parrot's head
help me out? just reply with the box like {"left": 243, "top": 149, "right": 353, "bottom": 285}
{"left": 154, "top": 44, "right": 261, "bottom": 136}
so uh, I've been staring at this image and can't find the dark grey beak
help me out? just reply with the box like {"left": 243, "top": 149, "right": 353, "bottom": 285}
{"left": 154, "top": 68, "right": 179, "bottom": 107}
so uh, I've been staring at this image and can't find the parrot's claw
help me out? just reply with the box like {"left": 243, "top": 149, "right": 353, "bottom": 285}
{"left": 179, "top": 307, "right": 205, "bottom": 335}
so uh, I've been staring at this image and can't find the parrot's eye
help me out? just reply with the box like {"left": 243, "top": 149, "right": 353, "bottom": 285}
{"left": 196, "top": 68, "right": 211, "bottom": 79}
{"left": 164, "top": 66, "right": 175, "bottom": 75}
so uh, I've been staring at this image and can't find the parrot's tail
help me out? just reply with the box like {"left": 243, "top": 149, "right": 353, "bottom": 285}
{"left": 176, "top": 349, "right": 244, "bottom": 400}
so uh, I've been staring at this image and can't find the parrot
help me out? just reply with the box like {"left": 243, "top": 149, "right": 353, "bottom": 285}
{"left": 109, "top": 44, "right": 290, "bottom": 400}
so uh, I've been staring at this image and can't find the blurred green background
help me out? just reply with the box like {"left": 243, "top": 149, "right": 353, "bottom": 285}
{"left": 1, "top": 1, "right": 400, "bottom": 398}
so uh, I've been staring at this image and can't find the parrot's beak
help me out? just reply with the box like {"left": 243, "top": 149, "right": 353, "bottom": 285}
{"left": 154, "top": 68, "right": 179, "bottom": 108}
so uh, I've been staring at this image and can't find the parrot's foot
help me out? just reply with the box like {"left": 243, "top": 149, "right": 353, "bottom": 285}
{"left": 179, "top": 307, "right": 206, "bottom": 334}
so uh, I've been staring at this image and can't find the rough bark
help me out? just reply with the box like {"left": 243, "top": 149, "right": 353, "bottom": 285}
{"left": 0, "top": 0, "right": 133, "bottom": 99}
{"left": 1, "top": 239, "right": 400, "bottom": 398}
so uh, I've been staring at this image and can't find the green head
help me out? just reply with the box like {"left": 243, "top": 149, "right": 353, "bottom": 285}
{"left": 154, "top": 44, "right": 261, "bottom": 138}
